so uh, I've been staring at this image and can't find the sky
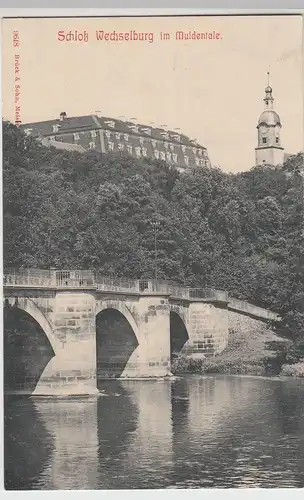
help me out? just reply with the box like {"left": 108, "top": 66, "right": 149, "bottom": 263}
{"left": 2, "top": 14, "right": 303, "bottom": 173}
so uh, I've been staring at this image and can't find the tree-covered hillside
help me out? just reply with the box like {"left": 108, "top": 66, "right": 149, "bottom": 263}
{"left": 3, "top": 121, "right": 304, "bottom": 339}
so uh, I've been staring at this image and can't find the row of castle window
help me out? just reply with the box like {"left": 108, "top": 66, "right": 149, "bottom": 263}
{"left": 69, "top": 129, "right": 203, "bottom": 156}
{"left": 103, "top": 141, "right": 204, "bottom": 166}
{"left": 48, "top": 135, "right": 204, "bottom": 166}
{"left": 103, "top": 130, "right": 202, "bottom": 155}
{"left": 104, "top": 131, "right": 204, "bottom": 156}
{"left": 49, "top": 128, "right": 204, "bottom": 158}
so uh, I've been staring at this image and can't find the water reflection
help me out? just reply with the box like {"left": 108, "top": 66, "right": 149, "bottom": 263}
{"left": 4, "top": 376, "right": 304, "bottom": 490}
{"left": 96, "top": 381, "right": 139, "bottom": 489}
{"left": 32, "top": 397, "right": 100, "bottom": 489}
{"left": 169, "top": 376, "right": 304, "bottom": 488}
{"left": 121, "top": 381, "right": 173, "bottom": 489}
{"left": 4, "top": 396, "right": 54, "bottom": 490}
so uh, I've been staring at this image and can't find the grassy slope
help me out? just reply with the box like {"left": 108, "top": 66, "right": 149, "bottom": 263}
{"left": 172, "top": 323, "right": 291, "bottom": 376}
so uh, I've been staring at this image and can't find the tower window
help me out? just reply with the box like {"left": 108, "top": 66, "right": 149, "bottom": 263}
{"left": 262, "top": 137, "right": 267, "bottom": 144}
{"left": 276, "top": 137, "right": 279, "bottom": 143}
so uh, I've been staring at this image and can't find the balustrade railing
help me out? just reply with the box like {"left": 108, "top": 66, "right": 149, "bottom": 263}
{"left": 3, "top": 269, "right": 228, "bottom": 302}
{"left": 55, "top": 270, "right": 95, "bottom": 287}
{"left": 189, "top": 288, "right": 229, "bottom": 302}
{"left": 4, "top": 269, "right": 54, "bottom": 287}
{"left": 96, "top": 276, "right": 140, "bottom": 293}
{"left": 138, "top": 280, "right": 228, "bottom": 301}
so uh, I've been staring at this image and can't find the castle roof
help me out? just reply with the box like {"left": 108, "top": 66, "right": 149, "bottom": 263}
{"left": 21, "top": 114, "right": 206, "bottom": 150}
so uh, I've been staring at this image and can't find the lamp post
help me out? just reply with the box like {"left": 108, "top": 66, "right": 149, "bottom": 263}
{"left": 150, "top": 221, "right": 160, "bottom": 282}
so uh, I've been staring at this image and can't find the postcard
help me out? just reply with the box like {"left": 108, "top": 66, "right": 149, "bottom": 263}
{"left": 2, "top": 13, "right": 304, "bottom": 491}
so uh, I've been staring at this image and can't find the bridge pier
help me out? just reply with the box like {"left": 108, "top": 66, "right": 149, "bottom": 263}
{"left": 32, "top": 338, "right": 98, "bottom": 396}
{"left": 96, "top": 294, "right": 172, "bottom": 379}
{"left": 32, "top": 292, "right": 99, "bottom": 396}
{"left": 126, "top": 294, "right": 171, "bottom": 378}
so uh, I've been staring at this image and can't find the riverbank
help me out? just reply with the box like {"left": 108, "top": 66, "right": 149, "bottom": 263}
{"left": 172, "top": 318, "right": 304, "bottom": 378}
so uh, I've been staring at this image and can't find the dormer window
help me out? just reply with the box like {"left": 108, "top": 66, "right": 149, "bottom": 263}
{"left": 74, "top": 133, "right": 80, "bottom": 141}
{"left": 142, "top": 127, "right": 151, "bottom": 136}
{"left": 91, "top": 130, "right": 97, "bottom": 138}
{"left": 89, "top": 141, "right": 96, "bottom": 149}
{"left": 160, "top": 132, "right": 169, "bottom": 140}
{"left": 53, "top": 124, "right": 60, "bottom": 133}
{"left": 104, "top": 120, "right": 115, "bottom": 129}
{"left": 129, "top": 125, "right": 139, "bottom": 134}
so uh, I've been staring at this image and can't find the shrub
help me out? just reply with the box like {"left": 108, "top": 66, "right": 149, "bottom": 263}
{"left": 280, "top": 361, "right": 304, "bottom": 377}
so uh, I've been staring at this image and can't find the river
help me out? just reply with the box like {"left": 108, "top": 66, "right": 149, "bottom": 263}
{"left": 4, "top": 375, "right": 304, "bottom": 489}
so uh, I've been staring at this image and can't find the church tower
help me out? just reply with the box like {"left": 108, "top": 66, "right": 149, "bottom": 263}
{"left": 255, "top": 73, "right": 284, "bottom": 166}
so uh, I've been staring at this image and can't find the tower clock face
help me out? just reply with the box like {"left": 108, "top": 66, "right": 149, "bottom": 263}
{"left": 260, "top": 126, "right": 267, "bottom": 134}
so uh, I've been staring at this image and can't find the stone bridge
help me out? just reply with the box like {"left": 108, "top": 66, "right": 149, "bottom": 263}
{"left": 3, "top": 269, "right": 280, "bottom": 396}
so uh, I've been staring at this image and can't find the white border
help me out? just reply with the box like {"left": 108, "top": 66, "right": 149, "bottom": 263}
{"left": 1, "top": 5, "right": 304, "bottom": 500}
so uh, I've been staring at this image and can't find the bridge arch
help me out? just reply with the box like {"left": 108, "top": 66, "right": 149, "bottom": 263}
{"left": 3, "top": 297, "right": 57, "bottom": 393}
{"left": 169, "top": 307, "right": 190, "bottom": 360}
{"left": 95, "top": 300, "right": 140, "bottom": 380}
{"left": 4, "top": 297, "right": 58, "bottom": 352}
{"left": 95, "top": 300, "right": 140, "bottom": 342}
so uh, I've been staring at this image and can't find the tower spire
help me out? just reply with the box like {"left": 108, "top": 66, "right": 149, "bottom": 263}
{"left": 264, "top": 71, "right": 274, "bottom": 109}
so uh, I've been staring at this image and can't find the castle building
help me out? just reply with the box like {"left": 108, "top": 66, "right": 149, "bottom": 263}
{"left": 255, "top": 75, "right": 285, "bottom": 166}
{"left": 21, "top": 112, "right": 210, "bottom": 172}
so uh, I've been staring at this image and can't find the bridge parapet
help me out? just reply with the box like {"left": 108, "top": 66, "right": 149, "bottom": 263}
{"left": 140, "top": 281, "right": 228, "bottom": 302}
{"left": 4, "top": 268, "right": 55, "bottom": 287}
{"left": 228, "top": 298, "right": 280, "bottom": 322}
{"left": 4, "top": 269, "right": 95, "bottom": 288}
{"left": 96, "top": 276, "right": 140, "bottom": 293}
{"left": 3, "top": 269, "right": 228, "bottom": 302}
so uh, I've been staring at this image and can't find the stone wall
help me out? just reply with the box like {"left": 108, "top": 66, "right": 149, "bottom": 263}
{"left": 183, "top": 303, "right": 229, "bottom": 356}
{"left": 228, "top": 310, "right": 277, "bottom": 339}
{"left": 228, "top": 298, "right": 280, "bottom": 321}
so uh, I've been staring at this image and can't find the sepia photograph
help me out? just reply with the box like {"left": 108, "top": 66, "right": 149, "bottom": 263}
{"left": 2, "top": 13, "right": 304, "bottom": 490}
